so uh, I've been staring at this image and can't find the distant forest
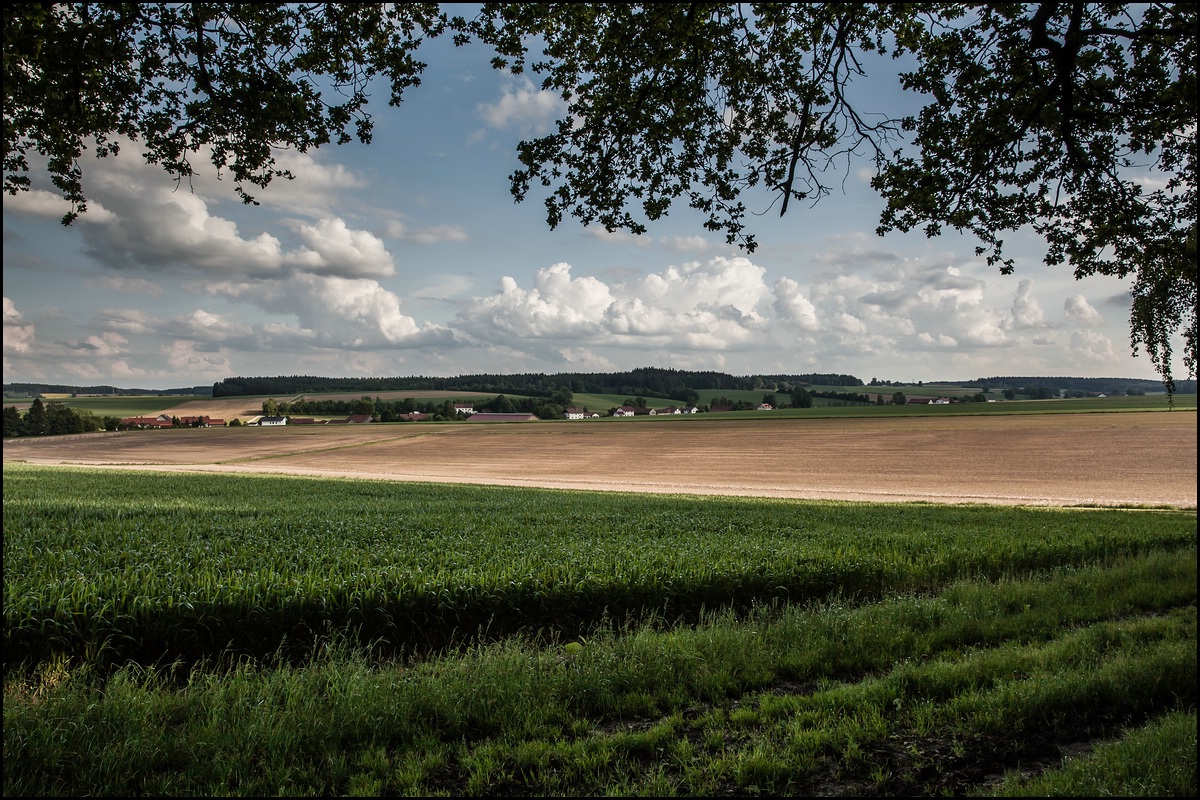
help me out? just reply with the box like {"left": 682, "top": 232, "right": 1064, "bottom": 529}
{"left": 956, "top": 376, "right": 1193, "bottom": 394}
{"left": 210, "top": 369, "right": 865, "bottom": 401}
{"left": 5, "top": 370, "right": 1189, "bottom": 402}
{"left": 2, "top": 383, "right": 213, "bottom": 397}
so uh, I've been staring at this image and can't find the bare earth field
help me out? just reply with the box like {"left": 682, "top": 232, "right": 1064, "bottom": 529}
{"left": 4, "top": 411, "right": 1196, "bottom": 507}
{"left": 4, "top": 413, "right": 1193, "bottom": 799}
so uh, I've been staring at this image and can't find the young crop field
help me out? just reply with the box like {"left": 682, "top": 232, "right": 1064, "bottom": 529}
{"left": 3, "top": 461, "right": 1196, "bottom": 796}
{"left": 1, "top": 395, "right": 212, "bottom": 418}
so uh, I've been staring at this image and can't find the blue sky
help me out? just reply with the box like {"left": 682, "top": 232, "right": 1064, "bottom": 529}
{"left": 2, "top": 31, "right": 1180, "bottom": 390}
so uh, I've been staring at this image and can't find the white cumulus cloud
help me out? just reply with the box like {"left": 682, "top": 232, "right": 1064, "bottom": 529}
{"left": 478, "top": 75, "right": 565, "bottom": 135}
{"left": 1010, "top": 279, "right": 1048, "bottom": 328}
{"left": 1069, "top": 330, "right": 1119, "bottom": 365}
{"left": 458, "top": 257, "right": 770, "bottom": 351}
{"left": 291, "top": 218, "right": 395, "bottom": 278}
{"left": 772, "top": 277, "right": 821, "bottom": 331}
{"left": 1064, "top": 295, "right": 1105, "bottom": 326}
{"left": 78, "top": 332, "right": 130, "bottom": 357}
{"left": 3, "top": 297, "right": 36, "bottom": 353}
{"left": 203, "top": 275, "right": 453, "bottom": 349}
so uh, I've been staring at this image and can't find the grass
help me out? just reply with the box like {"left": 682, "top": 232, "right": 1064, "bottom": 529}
{"left": 973, "top": 709, "right": 1197, "bottom": 796}
{"left": 1, "top": 395, "right": 211, "bottom": 418}
{"left": 3, "top": 464, "right": 1196, "bottom": 796}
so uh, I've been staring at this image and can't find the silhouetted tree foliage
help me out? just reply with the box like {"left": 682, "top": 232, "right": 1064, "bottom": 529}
{"left": 7, "top": 4, "right": 1193, "bottom": 389}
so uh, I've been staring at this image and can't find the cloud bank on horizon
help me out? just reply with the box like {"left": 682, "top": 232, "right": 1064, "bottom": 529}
{"left": 2, "top": 51, "right": 1175, "bottom": 390}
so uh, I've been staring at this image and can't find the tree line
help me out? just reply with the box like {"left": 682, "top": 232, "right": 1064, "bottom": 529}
{"left": 3, "top": 399, "right": 111, "bottom": 437}
{"left": 265, "top": 393, "right": 576, "bottom": 422}
{"left": 214, "top": 369, "right": 863, "bottom": 399}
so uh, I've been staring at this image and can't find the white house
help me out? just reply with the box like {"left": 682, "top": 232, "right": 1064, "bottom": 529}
{"left": 259, "top": 416, "right": 287, "bottom": 426}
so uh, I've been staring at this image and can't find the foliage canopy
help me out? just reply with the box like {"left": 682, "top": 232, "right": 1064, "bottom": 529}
{"left": 3, "top": 2, "right": 1195, "bottom": 389}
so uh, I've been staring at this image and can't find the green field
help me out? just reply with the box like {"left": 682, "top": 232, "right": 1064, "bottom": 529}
{"left": 4, "top": 464, "right": 1195, "bottom": 796}
{"left": 1, "top": 395, "right": 210, "bottom": 418}
{"left": 5, "top": 391, "right": 1194, "bottom": 422}
{"left": 559, "top": 392, "right": 1199, "bottom": 420}
{"left": 599, "top": 393, "right": 1195, "bottom": 421}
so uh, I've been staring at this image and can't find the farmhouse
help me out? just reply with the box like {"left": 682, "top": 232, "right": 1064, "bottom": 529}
{"left": 453, "top": 403, "right": 475, "bottom": 415}
{"left": 177, "top": 415, "right": 223, "bottom": 427}
{"left": 120, "top": 414, "right": 174, "bottom": 429}
{"left": 259, "top": 416, "right": 287, "bottom": 426}
{"left": 120, "top": 414, "right": 226, "bottom": 428}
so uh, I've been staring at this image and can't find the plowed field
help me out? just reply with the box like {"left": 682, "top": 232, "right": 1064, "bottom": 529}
{"left": 4, "top": 411, "right": 1195, "bottom": 507}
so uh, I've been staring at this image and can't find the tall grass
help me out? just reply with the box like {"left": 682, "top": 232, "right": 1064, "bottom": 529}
{"left": 6, "top": 465, "right": 1193, "bottom": 672}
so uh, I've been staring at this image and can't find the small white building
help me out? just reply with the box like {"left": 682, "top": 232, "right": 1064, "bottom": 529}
{"left": 259, "top": 415, "right": 288, "bottom": 426}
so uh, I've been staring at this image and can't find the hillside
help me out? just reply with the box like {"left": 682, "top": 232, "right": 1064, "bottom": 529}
{"left": 7, "top": 369, "right": 1191, "bottom": 403}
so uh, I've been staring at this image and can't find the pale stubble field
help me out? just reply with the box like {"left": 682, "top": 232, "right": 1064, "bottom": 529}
{"left": 3, "top": 411, "right": 1195, "bottom": 507}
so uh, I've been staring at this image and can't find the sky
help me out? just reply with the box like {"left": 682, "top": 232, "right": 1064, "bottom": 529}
{"left": 2, "top": 30, "right": 1184, "bottom": 391}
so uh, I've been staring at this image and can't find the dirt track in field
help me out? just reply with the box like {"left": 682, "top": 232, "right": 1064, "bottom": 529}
{"left": 3, "top": 412, "right": 1196, "bottom": 508}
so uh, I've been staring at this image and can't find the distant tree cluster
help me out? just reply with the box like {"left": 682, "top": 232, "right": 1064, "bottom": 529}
{"left": 705, "top": 396, "right": 758, "bottom": 411}
{"left": 1019, "top": 386, "right": 1062, "bottom": 400}
{"left": 3, "top": 399, "right": 108, "bottom": 437}
{"left": 811, "top": 391, "right": 873, "bottom": 405}
{"left": 265, "top": 393, "right": 575, "bottom": 422}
